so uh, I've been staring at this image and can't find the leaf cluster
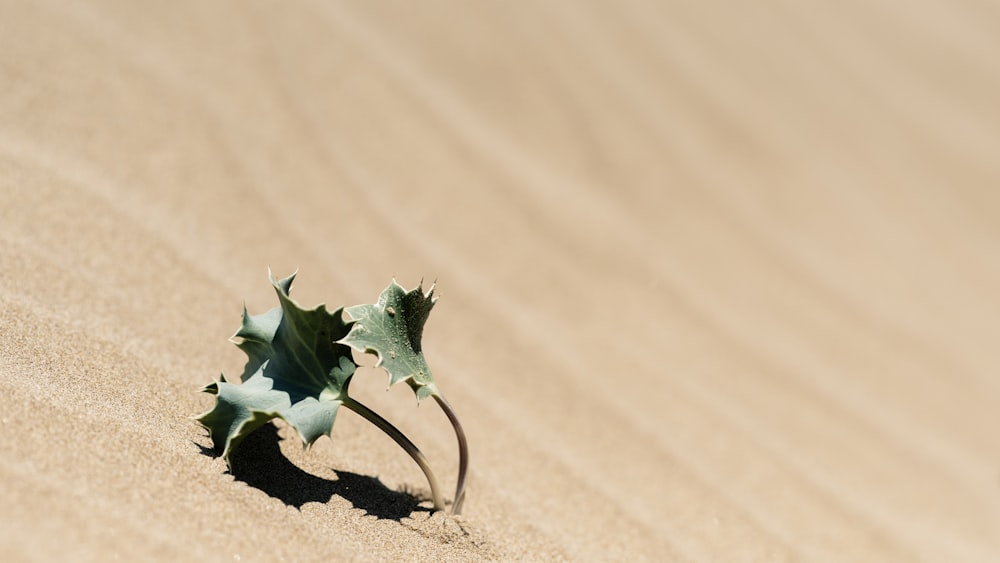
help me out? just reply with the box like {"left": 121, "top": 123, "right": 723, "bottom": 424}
{"left": 196, "top": 272, "right": 467, "bottom": 514}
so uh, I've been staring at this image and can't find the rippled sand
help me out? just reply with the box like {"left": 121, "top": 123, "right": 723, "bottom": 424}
{"left": 2, "top": 1, "right": 999, "bottom": 560}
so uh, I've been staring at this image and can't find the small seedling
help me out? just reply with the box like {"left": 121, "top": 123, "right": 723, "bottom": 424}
{"left": 341, "top": 279, "right": 469, "bottom": 514}
{"left": 196, "top": 271, "right": 469, "bottom": 514}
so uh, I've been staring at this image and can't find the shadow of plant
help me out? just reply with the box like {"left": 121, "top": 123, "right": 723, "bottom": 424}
{"left": 198, "top": 424, "right": 428, "bottom": 521}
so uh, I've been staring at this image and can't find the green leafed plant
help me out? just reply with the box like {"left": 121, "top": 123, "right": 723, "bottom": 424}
{"left": 196, "top": 272, "right": 468, "bottom": 514}
{"left": 341, "top": 281, "right": 469, "bottom": 514}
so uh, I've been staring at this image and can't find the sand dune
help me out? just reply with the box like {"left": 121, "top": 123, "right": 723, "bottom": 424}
{"left": 2, "top": 0, "right": 999, "bottom": 560}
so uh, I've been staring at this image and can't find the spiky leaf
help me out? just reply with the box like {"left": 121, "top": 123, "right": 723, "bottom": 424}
{"left": 196, "top": 272, "right": 356, "bottom": 466}
{"left": 233, "top": 303, "right": 283, "bottom": 382}
{"left": 340, "top": 280, "right": 440, "bottom": 400}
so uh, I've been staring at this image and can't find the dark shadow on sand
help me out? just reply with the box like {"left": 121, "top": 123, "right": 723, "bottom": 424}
{"left": 198, "top": 424, "right": 427, "bottom": 521}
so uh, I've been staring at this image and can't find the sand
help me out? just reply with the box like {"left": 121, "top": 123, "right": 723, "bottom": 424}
{"left": 2, "top": 0, "right": 1000, "bottom": 560}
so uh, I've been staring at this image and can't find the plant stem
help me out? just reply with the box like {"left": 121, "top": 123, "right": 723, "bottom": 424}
{"left": 433, "top": 394, "right": 469, "bottom": 515}
{"left": 342, "top": 396, "right": 445, "bottom": 512}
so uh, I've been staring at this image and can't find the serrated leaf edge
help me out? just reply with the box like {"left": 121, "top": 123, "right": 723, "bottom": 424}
{"left": 340, "top": 279, "right": 440, "bottom": 400}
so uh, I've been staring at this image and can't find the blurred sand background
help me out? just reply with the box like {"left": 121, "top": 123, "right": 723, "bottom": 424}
{"left": 2, "top": 0, "right": 1000, "bottom": 560}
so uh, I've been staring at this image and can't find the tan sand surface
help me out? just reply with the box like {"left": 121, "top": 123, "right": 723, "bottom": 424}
{"left": 2, "top": 1, "right": 1000, "bottom": 560}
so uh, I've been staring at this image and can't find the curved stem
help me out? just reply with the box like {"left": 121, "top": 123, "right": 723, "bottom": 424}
{"left": 433, "top": 394, "right": 469, "bottom": 515}
{"left": 342, "top": 397, "right": 445, "bottom": 512}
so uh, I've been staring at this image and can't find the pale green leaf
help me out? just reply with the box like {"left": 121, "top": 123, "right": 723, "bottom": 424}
{"left": 196, "top": 272, "right": 356, "bottom": 466}
{"left": 340, "top": 280, "right": 440, "bottom": 399}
